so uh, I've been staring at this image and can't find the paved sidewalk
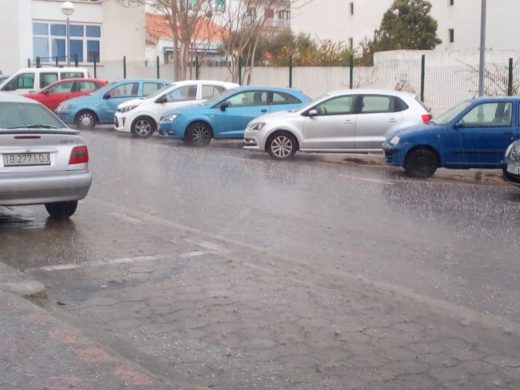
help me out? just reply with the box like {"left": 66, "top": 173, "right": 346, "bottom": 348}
{"left": 23, "top": 201, "right": 520, "bottom": 390}
{"left": 0, "top": 263, "right": 170, "bottom": 390}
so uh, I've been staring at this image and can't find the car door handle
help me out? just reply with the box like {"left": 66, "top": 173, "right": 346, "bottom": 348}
{"left": 504, "top": 131, "right": 514, "bottom": 138}
{"left": 389, "top": 118, "right": 398, "bottom": 123}
{"left": 261, "top": 109, "right": 268, "bottom": 113}
{"left": 345, "top": 119, "right": 354, "bottom": 124}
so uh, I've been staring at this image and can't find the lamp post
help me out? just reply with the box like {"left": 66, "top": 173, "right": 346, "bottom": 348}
{"left": 61, "top": 1, "right": 75, "bottom": 66}
{"left": 478, "top": 0, "right": 486, "bottom": 96}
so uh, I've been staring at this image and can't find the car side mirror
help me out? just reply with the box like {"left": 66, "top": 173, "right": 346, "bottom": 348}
{"left": 103, "top": 93, "right": 111, "bottom": 100}
{"left": 156, "top": 96, "right": 167, "bottom": 104}
{"left": 42, "top": 90, "right": 49, "bottom": 95}
{"left": 454, "top": 121, "right": 464, "bottom": 129}
{"left": 307, "top": 109, "right": 318, "bottom": 117}
{"left": 220, "top": 102, "right": 229, "bottom": 111}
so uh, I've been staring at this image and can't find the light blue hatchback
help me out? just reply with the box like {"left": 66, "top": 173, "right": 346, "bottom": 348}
{"left": 55, "top": 78, "right": 171, "bottom": 129}
{"left": 158, "top": 86, "right": 310, "bottom": 146}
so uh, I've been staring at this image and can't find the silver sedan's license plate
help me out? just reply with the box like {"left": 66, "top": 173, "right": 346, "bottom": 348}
{"left": 507, "top": 164, "right": 520, "bottom": 175}
{"left": 3, "top": 153, "right": 51, "bottom": 167}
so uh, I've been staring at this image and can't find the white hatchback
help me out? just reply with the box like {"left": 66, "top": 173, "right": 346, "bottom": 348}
{"left": 114, "top": 80, "right": 238, "bottom": 138}
{"left": 244, "top": 89, "right": 431, "bottom": 160}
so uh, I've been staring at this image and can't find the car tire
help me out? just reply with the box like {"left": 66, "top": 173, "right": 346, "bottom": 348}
{"left": 405, "top": 148, "right": 438, "bottom": 178}
{"left": 45, "top": 201, "right": 78, "bottom": 219}
{"left": 267, "top": 131, "right": 297, "bottom": 160}
{"left": 186, "top": 122, "right": 212, "bottom": 147}
{"left": 75, "top": 111, "right": 97, "bottom": 130}
{"left": 131, "top": 116, "right": 156, "bottom": 138}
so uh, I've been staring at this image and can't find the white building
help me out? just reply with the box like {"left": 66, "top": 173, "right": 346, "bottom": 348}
{"left": 0, "top": 0, "right": 146, "bottom": 75}
{"left": 291, "top": 0, "right": 520, "bottom": 53}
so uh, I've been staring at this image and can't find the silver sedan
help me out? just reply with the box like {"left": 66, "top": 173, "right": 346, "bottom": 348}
{"left": 244, "top": 89, "right": 431, "bottom": 160}
{"left": 0, "top": 93, "right": 91, "bottom": 218}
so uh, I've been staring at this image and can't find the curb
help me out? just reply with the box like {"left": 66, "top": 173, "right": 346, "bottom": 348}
{"left": 0, "top": 262, "right": 47, "bottom": 299}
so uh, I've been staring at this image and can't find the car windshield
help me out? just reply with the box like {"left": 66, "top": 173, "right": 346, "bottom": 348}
{"left": 0, "top": 102, "right": 65, "bottom": 129}
{"left": 297, "top": 93, "right": 330, "bottom": 112}
{"left": 432, "top": 100, "right": 472, "bottom": 125}
{"left": 147, "top": 83, "right": 177, "bottom": 100}
{"left": 205, "top": 88, "right": 239, "bottom": 107}
{"left": 91, "top": 81, "right": 117, "bottom": 96}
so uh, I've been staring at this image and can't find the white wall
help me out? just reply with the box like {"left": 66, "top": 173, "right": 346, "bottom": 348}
{"left": 0, "top": 0, "right": 32, "bottom": 75}
{"left": 291, "top": 0, "right": 520, "bottom": 52}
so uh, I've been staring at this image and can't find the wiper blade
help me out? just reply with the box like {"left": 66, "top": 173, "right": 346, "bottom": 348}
{"left": 8, "top": 124, "right": 58, "bottom": 129}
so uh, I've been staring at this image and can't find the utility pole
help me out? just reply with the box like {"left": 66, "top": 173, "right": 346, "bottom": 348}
{"left": 478, "top": 0, "right": 486, "bottom": 96}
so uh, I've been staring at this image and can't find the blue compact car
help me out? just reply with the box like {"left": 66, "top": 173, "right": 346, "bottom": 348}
{"left": 158, "top": 86, "right": 311, "bottom": 146}
{"left": 55, "top": 78, "right": 171, "bottom": 129}
{"left": 383, "top": 97, "right": 520, "bottom": 178}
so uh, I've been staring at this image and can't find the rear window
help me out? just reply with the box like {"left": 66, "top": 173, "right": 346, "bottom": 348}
{"left": 0, "top": 102, "right": 64, "bottom": 129}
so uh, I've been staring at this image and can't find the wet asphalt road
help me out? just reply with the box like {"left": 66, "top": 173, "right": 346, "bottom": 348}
{"left": 1, "top": 128, "right": 520, "bottom": 324}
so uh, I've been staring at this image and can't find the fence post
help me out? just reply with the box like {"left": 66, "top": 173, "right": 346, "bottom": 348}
{"left": 74, "top": 54, "right": 78, "bottom": 67}
{"left": 288, "top": 55, "right": 293, "bottom": 88}
{"left": 156, "top": 56, "right": 160, "bottom": 79}
{"left": 55, "top": 57, "right": 59, "bottom": 67}
{"left": 420, "top": 54, "right": 426, "bottom": 102}
{"left": 238, "top": 56, "right": 243, "bottom": 85}
{"left": 123, "top": 56, "right": 127, "bottom": 79}
{"left": 508, "top": 58, "right": 513, "bottom": 96}
{"left": 36, "top": 57, "right": 41, "bottom": 68}
{"left": 93, "top": 60, "right": 97, "bottom": 78}
{"left": 195, "top": 56, "right": 200, "bottom": 80}
{"left": 349, "top": 55, "right": 354, "bottom": 89}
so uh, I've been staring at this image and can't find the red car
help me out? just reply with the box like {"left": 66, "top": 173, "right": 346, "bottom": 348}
{"left": 24, "top": 78, "right": 108, "bottom": 112}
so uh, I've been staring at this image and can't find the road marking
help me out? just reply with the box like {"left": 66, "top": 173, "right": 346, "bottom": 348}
{"left": 338, "top": 174, "right": 394, "bottom": 185}
{"left": 27, "top": 255, "right": 161, "bottom": 272}
{"left": 110, "top": 211, "right": 143, "bottom": 224}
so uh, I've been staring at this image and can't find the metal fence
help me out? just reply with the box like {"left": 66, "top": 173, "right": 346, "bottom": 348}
{"left": 31, "top": 54, "right": 520, "bottom": 116}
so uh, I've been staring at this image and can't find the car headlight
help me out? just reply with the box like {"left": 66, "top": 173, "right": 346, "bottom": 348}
{"left": 247, "top": 122, "right": 265, "bottom": 131}
{"left": 57, "top": 104, "right": 71, "bottom": 112}
{"left": 508, "top": 143, "right": 520, "bottom": 161}
{"left": 390, "top": 136, "right": 400, "bottom": 146}
{"left": 160, "top": 114, "right": 178, "bottom": 123}
{"left": 119, "top": 105, "right": 138, "bottom": 113}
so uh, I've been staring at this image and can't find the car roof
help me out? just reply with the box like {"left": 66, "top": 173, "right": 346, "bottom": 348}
{"left": 0, "top": 92, "right": 41, "bottom": 104}
{"left": 472, "top": 96, "right": 520, "bottom": 102}
{"left": 324, "top": 89, "right": 417, "bottom": 98}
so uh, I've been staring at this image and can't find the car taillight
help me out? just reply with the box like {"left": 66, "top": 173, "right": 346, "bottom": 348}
{"left": 422, "top": 114, "right": 432, "bottom": 124}
{"left": 69, "top": 145, "right": 89, "bottom": 164}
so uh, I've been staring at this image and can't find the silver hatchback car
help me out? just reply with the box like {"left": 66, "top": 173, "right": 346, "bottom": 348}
{"left": 0, "top": 93, "right": 91, "bottom": 218}
{"left": 244, "top": 89, "right": 431, "bottom": 160}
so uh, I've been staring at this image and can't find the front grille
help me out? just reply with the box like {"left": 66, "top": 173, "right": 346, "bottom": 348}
{"left": 384, "top": 150, "right": 393, "bottom": 164}
{"left": 114, "top": 117, "right": 119, "bottom": 127}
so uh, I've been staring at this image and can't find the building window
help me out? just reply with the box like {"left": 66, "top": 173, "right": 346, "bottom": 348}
{"left": 349, "top": 2, "right": 354, "bottom": 15}
{"left": 278, "top": 10, "right": 290, "bottom": 20}
{"left": 449, "top": 28, "right": 454, "bottom": 43}
{"left": 215, "top": 0, "right": 225, "bottom": 11}
{"left": 32, "top": 21, "right": 101, "bottom": 63}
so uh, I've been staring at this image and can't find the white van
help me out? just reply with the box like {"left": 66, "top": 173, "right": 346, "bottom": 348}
{"left": 0, "top": 67, "right": 89, "bottom": 95}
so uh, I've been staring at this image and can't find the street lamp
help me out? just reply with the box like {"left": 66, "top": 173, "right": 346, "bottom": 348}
{"left": 61, "top": 1, "right": 75, "bottom": 66}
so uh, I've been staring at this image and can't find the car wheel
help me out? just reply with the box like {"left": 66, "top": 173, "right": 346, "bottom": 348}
{"left": 131, "top": 117, "right": 156, "bottom": 138}
{"left": 267, "top": 132, "right": 297, "bottom": 160}
{"left": 45, "top": 201, "right": 78, "bottom": 219}
{"left": 186, "top": 122, "right": 212, "bottom": 147}
{"left": 405, "top": 148, "right": 438, "bottom": 178}
{"left": 75, "top": 111, "right": 97, "bottom": 130}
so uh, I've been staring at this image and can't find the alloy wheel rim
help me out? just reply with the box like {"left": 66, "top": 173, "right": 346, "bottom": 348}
{"left": 79, "top": 114, "right": 93, "bottom": 128}
{"left": 135, "top": 119, "right": 151, "bottom": 136}
{"left": 193, "top": 126, "right": 209, "bottom": 144}
{"left": 272, "top": 136, "right": 293, "bottom": 158}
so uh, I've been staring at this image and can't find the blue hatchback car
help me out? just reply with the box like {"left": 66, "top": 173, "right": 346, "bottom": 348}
{"left": 158, "top": 86, "right": 311, "bottom": 146}
{"left": 383, "top": 97, "right": 520, "bottom": 178}
{"left": 55, "top": 78, "right": 171, "bottom": 129}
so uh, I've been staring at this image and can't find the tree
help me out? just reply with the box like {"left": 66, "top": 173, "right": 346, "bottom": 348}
{"left": 130, "top": 0, "right": 220, "bottom": 80}
{"left": 359, "top": 0, "right": 441, "bottom": 65}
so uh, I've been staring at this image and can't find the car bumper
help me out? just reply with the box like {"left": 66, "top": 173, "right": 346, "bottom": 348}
{"left": 0, "top": 170, "right": 92, "bottom": 206}
{"left": 158, "top": 121, "right": 182, "bottom": 138}
{"left": 243, "top": 130, "right": 264, "bottom": 150}
{"left": 382, "top": 142, "right": 406, "bottom": 166}
{"left": 55, "top": 110, "right": 75, "bottom": 124}
{"left": 503, "top": 160, "right": 520, "bottom": 188}
{"left": 114, "top": 112, "right": 131, "bottom": 133}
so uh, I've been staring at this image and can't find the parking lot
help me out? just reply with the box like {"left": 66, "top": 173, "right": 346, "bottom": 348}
{"left": 1, "top": 129, "right": 520, "bottom": 388}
